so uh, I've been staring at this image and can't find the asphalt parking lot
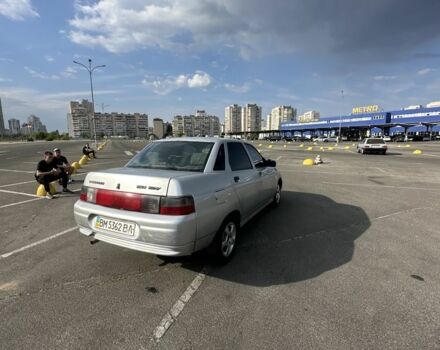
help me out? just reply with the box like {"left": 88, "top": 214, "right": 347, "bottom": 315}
{"left": 1, "top": 139, "right": 440, "bottom": 350}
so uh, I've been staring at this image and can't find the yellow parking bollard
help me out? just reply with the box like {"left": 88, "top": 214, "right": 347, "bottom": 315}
{"left": 405, "top": 144, "right": 411, "bottom": 148}
{"left": 36, "top": 183, "right": 56, "bottom": 197}
{"left": 268, "top": 145, "right": 273, "bottom": 149}
{"left": 283, "top": 145, "right": 287, "bottom": 148}
{"left": 413, "top": 150, "right": 422, "bottom": 155}
{"left": 258, "top": 144, "right": 262, "bottom": 147}
{"left": 72, "top": 161, "right": 80, "bottom": 170}
{"left": 344, "top": 146, "right": 350, "bottom": 149}
{"left": 302, "top": 158, "right": 314, "bottom": 166}
{"left": 306, "top": 146, "right": 313, "bottom": 151}
{"left": 79, "top": 158, "right": 87, "bottom": 166}
{"left": 299, "top": 144, "right": 304, "bottom": 148}
{"left": 327, "top": 147, "right": 334, "bottom": 150}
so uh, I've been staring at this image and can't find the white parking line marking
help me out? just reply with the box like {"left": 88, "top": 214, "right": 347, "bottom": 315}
{"left": 322, "top": 181, "right": 440, "bottom": 191}
{"left": 0, "top": 197, "right": 43, "bottom": 209}
{"left": 0, "top": 226, "right": 78, "bottom": 259}
{"left": 153, "top": 268, "right": 208, "bottom": 342}
{"left": 371, "top": 167, "right": 389, "bottom": 174}
{"left": 424, "top": 153, "right": 440, "bottom": 158}
{"left": 0, "top": 189, "right": 39, "bottom": 197}
{"left": 0, "top": 180, "right": 36, "bottom": 188}
{"left": 0, "top": 168, "right": 34, "bottom": 174}
{"left": 124, "top": 151, "right": 134, "bottom": 156}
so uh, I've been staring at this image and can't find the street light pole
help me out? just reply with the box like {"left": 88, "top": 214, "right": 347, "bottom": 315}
{"left": 338, "top": 89, "right": 344, "bottom": 145}
{"left": 73, "top": 59, "right": 106, "bottom": 147}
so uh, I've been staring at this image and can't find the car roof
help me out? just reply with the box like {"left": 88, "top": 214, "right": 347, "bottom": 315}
{"left": 155, "top": 137, "right": 242, "bottom": 143}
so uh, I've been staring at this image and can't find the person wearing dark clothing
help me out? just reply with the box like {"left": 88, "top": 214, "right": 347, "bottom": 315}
{"left": 82, "top": 143, "right": 96, "bottom": 158}
{"left": 35, "top": 151, "right": 73, "bottom": 199}
{"left": 53, "top": 148, "right": 74, "bottom": 182}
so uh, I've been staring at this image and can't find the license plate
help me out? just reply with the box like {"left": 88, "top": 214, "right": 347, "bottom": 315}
{"left": 94, "top": 216, "right": 136, "bottom": 236}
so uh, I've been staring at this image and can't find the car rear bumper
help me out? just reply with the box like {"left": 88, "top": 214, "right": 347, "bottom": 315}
{"left": 74, "top": 200, "right": 197, "bottom": 256}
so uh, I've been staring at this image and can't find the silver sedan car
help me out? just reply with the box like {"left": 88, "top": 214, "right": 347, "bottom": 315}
{"left": 74, "top": 138, "right": 282, "bottom": 263}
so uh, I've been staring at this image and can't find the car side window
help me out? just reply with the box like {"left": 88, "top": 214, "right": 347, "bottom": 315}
{"left": 213, "top": 144, "right": 225, "bottom": 171}
{"left": 227, "top": 142, "right": 253, "bottom": 171}
{"left": 244, "top": 143, "right": 263, "bottom": 165}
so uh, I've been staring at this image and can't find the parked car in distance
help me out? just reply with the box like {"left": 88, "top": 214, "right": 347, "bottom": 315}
{"left": 315, "top": 136, "right": 337, "bottom": 142}
{"left": 391, "top": 134, "right": 405, "bottom": 142}
{"left": 74, "top": 138, "right": 282, "bottom": 263}
{"left": 357, "top": 138, "right": 388, "bottom": 154}
{"left": 382, "top": 136, "right": 391, "bottom": 142}
{"left": 266, "top": 135, "right": 282, "bottom": 141}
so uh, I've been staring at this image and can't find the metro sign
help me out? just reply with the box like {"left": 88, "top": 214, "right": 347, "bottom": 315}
{"left": 352, "top": 105, "right": 380, "bottom": 114}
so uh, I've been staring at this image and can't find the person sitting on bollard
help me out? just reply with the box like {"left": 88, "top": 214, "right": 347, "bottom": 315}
{"left": 53, "top": 148, "right": 75, "bottom": 183}
{"left": 82, "top": 143, "right": 97, "bottom": 159}
{"left": 35, "top": 151, "right": 73, "bottom": 199}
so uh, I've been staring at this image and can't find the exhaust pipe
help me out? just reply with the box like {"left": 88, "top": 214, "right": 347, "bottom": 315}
{"left": 90, "top": 238, "right": 100, "bottom": 245}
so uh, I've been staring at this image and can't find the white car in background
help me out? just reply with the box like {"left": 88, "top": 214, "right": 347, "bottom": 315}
{"left": 74, "top": 138, "right": 282, "bottom": 263}
{"left": 357, "top": 138, "right": 388, "bottom": 155}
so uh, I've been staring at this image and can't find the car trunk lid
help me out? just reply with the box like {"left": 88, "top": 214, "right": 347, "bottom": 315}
{"left": 84, "top": 167, "right": 196, "bottom": 196}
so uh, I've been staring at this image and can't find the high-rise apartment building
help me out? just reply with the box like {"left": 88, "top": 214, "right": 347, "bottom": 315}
{"left": 8, "top": 119, "right": 21, "bottom": 135}
{"left": 241, "top": 104, "right": 262, "bottom": 132}
{"left": 298, "top": 110, "right": 320, "bottom": 123}
{"left": 269, "top": 106, "right": 297, "bottom": 130}
{"left": 224, "top": 104, "right": 242, "bottom": 134}
{"left": 153, "top": 118, "right": 164, "bottom": 139}
{"left": 27, "top": 115, "right": 47, "bottom": 133}
{"left": 172, "top": 113, "right": 220, "bottom": 137}
{"left": 0, "top": 98, "right": 5, "bottom": 134}
{"left": 68, "top": 100, "right": 94, "bottom": 138}
{"left": 68, "top": 100, "right": 148, "bottom": 138}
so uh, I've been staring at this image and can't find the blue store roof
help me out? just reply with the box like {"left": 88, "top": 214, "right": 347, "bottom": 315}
{"left": 281, "top": 106, "right": 440, "bottom": 131}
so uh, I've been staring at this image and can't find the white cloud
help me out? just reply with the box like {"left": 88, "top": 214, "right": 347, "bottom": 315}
{"left": 60, "top": 66, "right": 77, "bottom": 78}
{"left": 224, "top": 82, "right": 251, "bottom": 93}
{"left": 187, "top": 72, "right": 212, "bottom": 88}
{"left": 0, "top": 87, "right": 120, "bottom": 128}
{"left": 418, "top": 68, "right": 435, "bottom": 76}
{"left": 0, "top": 77, "right": 12, "bottom": 82}
{"left": 0, "top": 0, "right": 39, "bottom": 21}
{"left": 142, "top": 71, "right": 212, "bottom": 95}
{"left": 373, "top": 75, "right": 397, "bottom": 81}
{"left": 68, "top": 0, "right": 246, "bottom": 54}
{"left": 58, "top": 29, "right": 66, "bottom": 34}
{"left": 24, "top": 66, "right": 60, "bottom": 80}
{"left": 45, "top": 55, "right": 55, "bottom": 62}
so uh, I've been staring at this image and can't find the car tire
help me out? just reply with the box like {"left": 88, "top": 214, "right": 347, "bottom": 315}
{"left": 272, "top": 183, "right": 281, "bottom": 207}
{"left": 382, "top": 150, "right": 387, "bottom": 155}
{"left": 211, "top": 215, "right": 239, "bottom": 264}
{"left": 360, "top": 148, "right": 365, "bottom": 154}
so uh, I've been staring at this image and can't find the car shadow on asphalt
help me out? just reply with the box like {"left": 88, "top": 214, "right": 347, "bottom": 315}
{"left": 175, "top": 191, "right": 371, "bottom": 286}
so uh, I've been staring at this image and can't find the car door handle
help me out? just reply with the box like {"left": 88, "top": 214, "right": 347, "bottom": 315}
{"left": 234, "top": 176, "right": 240, "bottom": 183}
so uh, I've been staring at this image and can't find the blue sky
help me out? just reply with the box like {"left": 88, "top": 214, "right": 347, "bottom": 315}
{"left": 0, "top": 0, "right": 439, "bottom": 132}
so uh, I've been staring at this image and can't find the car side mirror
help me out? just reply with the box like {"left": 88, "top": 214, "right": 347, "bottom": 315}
{"left": 255, "top": 160, "right": 266, "bottom": 168}
{"left": 265, "top": 159, "right": 276, "bottom": 167}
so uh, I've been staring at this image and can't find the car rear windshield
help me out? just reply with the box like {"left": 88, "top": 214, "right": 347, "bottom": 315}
{"left": 366, "top": 139, "right": 385, "bottom": 144}
{"left": 126, "top": 141, "right": 214, "bottom": 172}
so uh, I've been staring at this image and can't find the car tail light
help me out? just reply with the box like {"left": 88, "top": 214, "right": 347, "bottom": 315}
{"left": 80, "top": 186, "right": 97, "bottom": 203}
{"left": 160, "top": 196, "right": 195, "bottom": 215}
{"left": 79, "top": 186, "right": 194, "bottom": 215}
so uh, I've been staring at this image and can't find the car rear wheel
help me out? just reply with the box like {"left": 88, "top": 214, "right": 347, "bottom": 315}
{"left": 360, "top": 148, "right": 366, "bottom": 154}
{"left": 211, "top": 216, "right": 239, "bottom": 264}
